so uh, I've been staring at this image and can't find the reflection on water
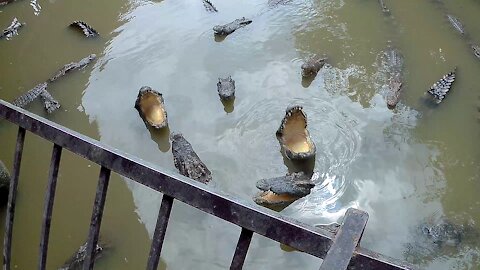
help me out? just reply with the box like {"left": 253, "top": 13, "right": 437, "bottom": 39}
{"left": 1, "top": 0, "right": 480, "bottom": 269}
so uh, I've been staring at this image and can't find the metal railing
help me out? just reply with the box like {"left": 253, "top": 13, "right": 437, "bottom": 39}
{"left": 0, "top": 99, "right": 414, "bottom": 270}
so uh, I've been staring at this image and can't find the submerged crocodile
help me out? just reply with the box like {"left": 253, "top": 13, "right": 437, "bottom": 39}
{"left": 12, "top": 82, "right": 60, "bottom": 113}
{"left": 213, "top": 17, "right": 252, "bottom": 36}
{"left": 134, "top": 86, "right": 168, "bottom": 129}
{"left": 378, "top": 0, "right": 390, "bottom": 14}
{"left": 383, "top": 48, "right": 404, "bottom": 109}
{"left": 70, "top": 21, "right": 99, "bottom": 38}
{"left": 217, "top": 76, "right": 235, "bottom": 100}
{"left": 49, "top": 54, "right": 97, "bottom": 82}
{"left": 426, "top": 69, "right": 456, "bottom": 104}
{"left": 0, "top": 160, "right": 10, "bottom": 205}
{"left": 472, "top": 44, "right": 480, "bottom": 60}
{"left": 171, "top": 133, "right": 212, "bottom": 183}
{"left": 276, "top": 105, "right": 316, "bottom": 160}
{"left": 58, "top": 241, "right": 105, "bottom": 270}
{"left": 253, "top": 172, "right": 315, "bottom": 208}
{"left": 446, "top": 14, "right": 465, "bottom": 35}
{"left": 202, "top": 0, "right": 217, "bottom": 12}
{"left": 405, "top": 215, "right": 478, "bottom": 264}
{"left": 1, "top": 17, "right": 24, "bottom": 40}
{"left": 301, "top": 56, "right": 327, "bottom": 78}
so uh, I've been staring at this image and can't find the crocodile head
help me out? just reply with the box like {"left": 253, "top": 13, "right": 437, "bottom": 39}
{"left": 301, "top": 57, "right": 327, "bottom": 77}
{"left": 386, "top": 78, "right": 403, "bottom": 109}
{"left": 134, "top": 86, "right": 168, "bottom": 129}
{"left": 213, "top": 17, "right": 252, "bottom": 36}
{"left": 276, "top": 105, "right": 316, "bottom": 160}
{"left": 217, "top": 76, "right": 235, "bottom": 100}
{"left": 253, "top": 172, "right": 315, "bottom": 208}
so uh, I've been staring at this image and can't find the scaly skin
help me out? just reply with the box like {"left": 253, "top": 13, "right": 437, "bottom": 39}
{"left": 427, "top": 69, "right": 456, "bottom": 104}
{"left": 203, "top": 0, "right": 217, "bottom": 12}
{"left": 253, "top": 172, "right": 315, "bottom": 208}
{"left": 171, "top": 133, "right": 212, "bottom": 183}
{"left": 217, "top": 76, "right": 235, "bottom": 100}
{"left": 49, "top": 54, "right": 97, "bottom": 82}
{"left": 405, "top": 215, "right": 478, "bottom": 264}
{"left": 301, "top": 56, "right": 327, "bottom": 78}
{"left": 213, "top": 17, "right": 252, "bottom": 36}
{"left": 58, "top": 241, "right": 105, "bottom": 270}
{"left": 70, "top": 21, "right": 99, "bottom": 37}
{"left": 12, "top": 82, "right": 49, "bottom": 108}
{"left": 447, "top": 14, "right": 465, "bottom": 35}
{"left": 383, "top": 48, "right": 404, "bottom": 109}
{"left": 1, "top": 17, "right": 24, "bottom": 40}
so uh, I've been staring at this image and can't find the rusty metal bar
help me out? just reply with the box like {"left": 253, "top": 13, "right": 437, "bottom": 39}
{"left": 0, "top": 100, "right": 413, "bottom": 270}
{"left": 230, "top": 228, "right": 253, "bottom": 270}
{"left": 82, "top": 166, "right": 111, "bottom": 270}
{"left": 2, "top": 126, "right": 26, "bottom": 270}
{"left": 319, "top": 208, "right": 369, "bottom": 270}
{"left": 146, "top": 195, "right": 174, "bottom": 270}
{"left": 38, "top": 144, "right": 63, "bottom": 270}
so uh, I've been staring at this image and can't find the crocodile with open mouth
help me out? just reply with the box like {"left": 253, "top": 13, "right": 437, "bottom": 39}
{"left": 213, "top": 17, "right": 252, "bottom": 36}
{"left": 171, "top": 133, "right": 212, "bottom": 183}
{"left": 276, "top": 105, "right": 316, "bottom": 160}
{"left": 253, "top": 172, "right": 315, "bottom": 209}
{"left": 134, "top": 86, "right": 168, "bottom": 129}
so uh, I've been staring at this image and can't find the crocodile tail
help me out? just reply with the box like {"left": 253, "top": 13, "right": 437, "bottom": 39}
{"left": 12, "top": 82, "right": 48, "bottom": 108}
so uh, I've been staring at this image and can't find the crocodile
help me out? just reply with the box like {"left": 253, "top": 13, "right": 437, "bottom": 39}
{"left": 446, "top": 14, "right": 465, "bottom": 35}
{"left": 58, "top": 241, "right": 104, "bottom": 270}
{"left": 378, "top": 0, "right": 390, "bottom": 14}
{"left": 276, "top": 105, "right": 316, "bottom": 160}
{"left": 11, "top": 54, "right": 96, "bottom": 113}
{"left": 203, "top": 0, "right": 217, "bottom": 12}
{"left": 383, "top": 48, "right": 404, "bottom": 109}
{"left": 472, "top": 44, "right": 480, "bottom": 60}
{"left": 404, "top": 215, "right": 478, "bottom": 264}
{"left": 301, "top": 56, "right": 327, "bottom": 78}
{"left": 134, "top": 86, "right": 168, "bottom": 129}
{"left": 1, "top": 17, "right": 24, "bottom": 40}
{"left": 49, "top": 54, "right": 97, "bottom": 82}
{"left": 171, "top": 133, "right": 212, "bottom": 183}
{"left": 12, "top": 82, "right": 60, "bottom": 113}
{"left": 70, "top": 21, "right": 99, "bottom": 38}
{"left": 213, "top": 17, "right": 252, "bottom": 36}
{"left": 253, "top": 172, "right": 315, "bottom": 208}
{"left": 426, "top": 69, "right": 456, "bottom": 104}
{"left": 217, "top": 76, "right": 235, "bottom": 101}
{"left": 0, "top": 160, "right": 11, "bottom": 205}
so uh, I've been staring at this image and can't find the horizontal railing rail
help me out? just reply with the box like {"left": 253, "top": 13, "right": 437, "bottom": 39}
{"left": 0, "top": 99, "right": 414, "bottom": 270}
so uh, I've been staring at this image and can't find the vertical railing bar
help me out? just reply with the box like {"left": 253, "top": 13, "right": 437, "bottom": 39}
{"left": 318, "top": 208, "right": 369, "bottom": 270}
{"left": 82, "top": 166, "right": 111, "bottom": 270}
{"left": 146, "top": 195, "right": 174, "bottom": 270}
{"left": 37, "top": 144, "right": 63, "bottom": 270}
{"left": 2, "top": 127, "right": 26, "bottom": 270}
{"left": 230, "top": 228, "right": 254, "bottom": 270}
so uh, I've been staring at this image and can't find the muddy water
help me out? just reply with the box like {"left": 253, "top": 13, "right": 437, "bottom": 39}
{"left": 1, "top": 0, "right": 480, "bottom": 269}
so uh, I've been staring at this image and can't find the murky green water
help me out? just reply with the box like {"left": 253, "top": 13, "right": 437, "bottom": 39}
{"left": 1, "top": 0, "right": 480, "bottom": 269}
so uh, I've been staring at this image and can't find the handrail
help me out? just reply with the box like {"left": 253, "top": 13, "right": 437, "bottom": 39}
{"left": 0, "top": 99, "right": 414, "bottom": 270}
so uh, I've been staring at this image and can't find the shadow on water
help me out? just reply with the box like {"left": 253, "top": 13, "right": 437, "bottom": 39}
{"left": 221, "top": 97, "right": 235, "bottom": 113}
{"left": 301, "top": 75, "right": 315, "bottom": 88}
{"left": 214, "top": 34, "right": 227, "bottom": 43}
{"left": 147, "top": 125, "right": 171, "bottom": 153}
